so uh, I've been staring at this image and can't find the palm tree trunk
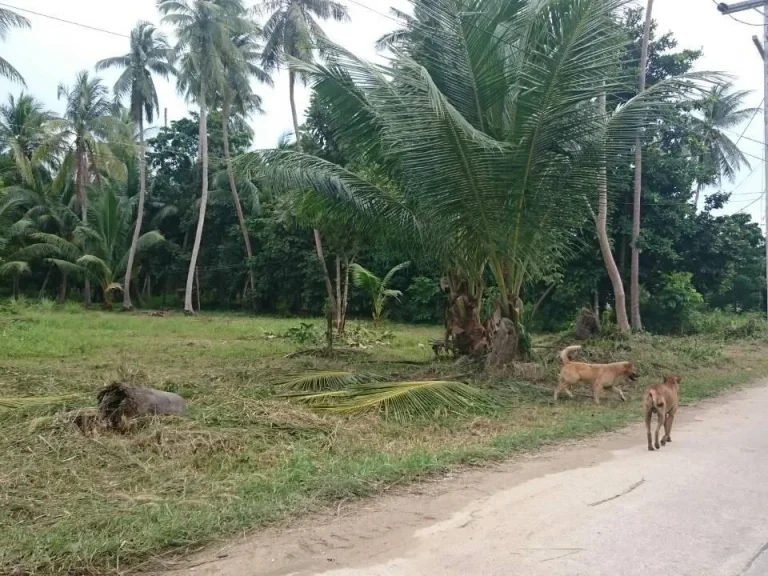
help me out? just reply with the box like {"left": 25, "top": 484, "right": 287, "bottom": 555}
{"left": 631, "top": 0, "right": 654, "bottom": 331}
{"left": 693, "top": 181, "right": 703, "bottom": 211}
{"left": 39, "top": 268, "right": 51, "bottom": 299}
{"left": 76, "top": 146, "right": 92, "bottom": 306}
{"left": 597, "top": 93, "right": 630, "bottom": 333}
{"left": 289, "top": 70, "right": 337, "bottom": 317}
{"left": 58, "top": 274, "right": 68, "bottom": 304}
{"left": 340, "top": 256, "right": 351, "bottom": 335}
{"left": 184, "top": 82, "right": 209, "bottom": 315}
{"left": 335, "top": 255, "right": 342, "bottom": 332}
{"left": 122, "top": 116, "right": 146, "bottom": 311}
{"left": 222, "top": 99, "right": 256, "bottom": 303}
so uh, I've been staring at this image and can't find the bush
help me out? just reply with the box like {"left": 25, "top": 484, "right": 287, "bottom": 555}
{"left": 688, "top": 309, "right": 766, "bottom": 340}
{"left": 641, "top": 272, "right": 703, "bottom": 334}
{"left": 400, "top": 276, "right": 443, "bottom": 324}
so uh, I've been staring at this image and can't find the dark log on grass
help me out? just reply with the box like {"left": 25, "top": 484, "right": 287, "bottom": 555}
{"left": 97, "top": 382, "right": 186, "bottom": 428}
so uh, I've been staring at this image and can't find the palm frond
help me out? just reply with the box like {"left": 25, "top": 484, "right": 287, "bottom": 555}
{"left": 349, "top": 263, "right": 380, "bottom": 295}
{"left": 0, "top": 260, "right": 30, "bottom": 276}
{"left": 290, "top": 380, "right": 491, "bottom": 421}
{"left": 276, "top": 370, "right": 385, "bottom": 392}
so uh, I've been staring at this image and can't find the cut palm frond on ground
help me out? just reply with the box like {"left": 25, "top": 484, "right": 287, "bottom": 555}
{"left": 0, "top": 394, "right": 85, "bottom": 410}
{"left": 276, "top": 370, "right": 386, "bottom": 392}
{"left": 287, "top": 380, "right": 492, "bottom": 421}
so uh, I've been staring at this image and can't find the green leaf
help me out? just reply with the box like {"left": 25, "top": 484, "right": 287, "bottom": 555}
{"left": 275, "top": 370, "right": 385, "bottom": 392}
{"left": 289, "top": 380, "right": 492, "bottom": 421}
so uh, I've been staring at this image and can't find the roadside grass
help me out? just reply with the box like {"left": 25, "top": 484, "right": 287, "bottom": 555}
{"left": 1, "top": 303, "right": 767, "bottom": 574}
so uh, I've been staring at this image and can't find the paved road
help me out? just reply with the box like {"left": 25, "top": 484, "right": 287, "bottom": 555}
{"left": 177, "top": 384, "right": 768, "bottom": 576}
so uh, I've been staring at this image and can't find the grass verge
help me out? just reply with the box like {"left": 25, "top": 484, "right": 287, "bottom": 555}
{"left": 1, "top": 304, "right": 767, "bottom": 574}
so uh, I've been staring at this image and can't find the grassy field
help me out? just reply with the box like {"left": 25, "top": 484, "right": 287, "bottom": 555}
{"left": 2, "top": 301, "right": 768, "bottom": 574}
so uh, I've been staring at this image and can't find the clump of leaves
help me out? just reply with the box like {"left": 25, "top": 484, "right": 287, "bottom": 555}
{"left": 284, "top": 322, "right": 322, "bottom": 346}
{"left": 722, "top": 318, "right": 764, "bottom": 341}
{"left": 340, "top": 324, "right": 395, "bottom": 348}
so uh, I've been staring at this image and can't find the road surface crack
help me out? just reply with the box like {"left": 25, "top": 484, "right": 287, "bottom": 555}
{"left": 740, "top": 540, "right": 768, "bottom": 575}
{"left": 588, "top": 479, "right": 645, "bottom": 507}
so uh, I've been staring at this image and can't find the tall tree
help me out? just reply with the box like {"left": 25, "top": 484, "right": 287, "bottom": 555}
{"left": 55, "top": 71, "right": 116, "bottom": 305}
{"left": 97, "top": 22, "right": 174, "bottom": 310}
{"left": 158, "top": 0, "right": 244, "bottom": 314}
{"left": 0, "top": 7, "right": 30, "bottom": 85}
{"left": 595, "top": 92, "right": 630, "bottom": 333}
{"left": 692, "top": 83, "right": 755, "bottom": 209}
{"left": 251, "top": 0, "right": 704, "bottom": 358}
{"left": 220, "top": 27, "right": 272, "bottom": 299}
{"left": 0, "top": 93, "right": 56, "bottom": 185}
{"left": 630, "top": 0, "right": 654, "bottom": 331}
{"left": 258, "top": 0, "right": 349, "bottom": 319}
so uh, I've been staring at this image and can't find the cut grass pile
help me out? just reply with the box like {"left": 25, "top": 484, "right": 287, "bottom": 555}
{"left": 1, "top": 302, "right": 767, "bottom": 574}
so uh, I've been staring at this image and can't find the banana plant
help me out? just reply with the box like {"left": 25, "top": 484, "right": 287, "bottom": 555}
{"left": 350, "top": 261, "right": 410, "bottom": 323}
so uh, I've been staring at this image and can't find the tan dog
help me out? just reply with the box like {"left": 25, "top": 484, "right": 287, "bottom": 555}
{"left": 644, "top": 375, "right": 680, "bottom": 451}
{"left": 554, "top": 345, "right": 638, "bottom": 405}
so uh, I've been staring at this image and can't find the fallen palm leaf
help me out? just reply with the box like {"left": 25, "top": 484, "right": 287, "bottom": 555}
{"left": 287, "top": 380, "right": 492, "bottom": 421}
{"left": 276, "top": 370, "right": 386, "bottom": 392}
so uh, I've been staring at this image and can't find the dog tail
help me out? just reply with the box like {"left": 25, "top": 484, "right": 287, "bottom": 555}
{"left": 649, "top": 389, "right": 664, "bottom": 408}
{"left": 560, "top": 345, "right": 582, "bottom": 365}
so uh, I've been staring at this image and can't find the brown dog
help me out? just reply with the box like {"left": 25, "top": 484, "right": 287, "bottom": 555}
{"left": 644, "top": 375, "right": 680, "bottom": 451}
{"left": 554, "top": 345, "right": 638, "bottom": 405}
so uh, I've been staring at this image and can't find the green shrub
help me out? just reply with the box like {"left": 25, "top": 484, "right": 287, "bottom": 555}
{"left": 641, "top": 272, "right": 703, "bottom": 334}
{"left": 401, "top": 276, "right": 443, "bottom": 324}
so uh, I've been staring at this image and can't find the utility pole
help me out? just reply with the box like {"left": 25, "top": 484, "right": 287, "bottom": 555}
{"left": 717, "top": 1, "right": 768, "bottom": 326}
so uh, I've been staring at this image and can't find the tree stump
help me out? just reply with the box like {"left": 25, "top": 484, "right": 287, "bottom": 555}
{"left": 97, "top": 382, "right": 186, "bottom": 428}
{"left": 575, "top": 307, "right": 599, "bottom": 340}
{"left": 486, "top": 318, "right": 521, "bottom": 368}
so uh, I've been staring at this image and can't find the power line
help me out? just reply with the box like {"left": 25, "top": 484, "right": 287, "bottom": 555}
{"left": 0, "top": 2, "right": 129, "bottom": 38}
{"left": 709, "top": 0, "right": 766, "bottom": 26}
{"left": 733, "top": 98, "right": 764, "bottom": 146}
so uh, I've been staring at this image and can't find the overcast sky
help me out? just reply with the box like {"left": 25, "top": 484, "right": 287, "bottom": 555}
{"left": 2, "top": 0, "right": 766, "bottom": 225}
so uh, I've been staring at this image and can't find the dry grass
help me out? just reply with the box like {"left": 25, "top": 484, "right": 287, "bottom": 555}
{"left": 1, "top": 303, "right": 768, "bottom": 574}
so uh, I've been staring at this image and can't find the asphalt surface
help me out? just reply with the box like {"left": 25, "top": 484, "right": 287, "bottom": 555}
{"left": 175, "top": 383, "right": 768, "bottom": 576}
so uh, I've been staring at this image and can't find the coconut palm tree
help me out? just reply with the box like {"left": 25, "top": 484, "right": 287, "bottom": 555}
{"left": 54, "top": 72, "right": 121, "bottom": 225}
{"left": 258, "top": 0, "right": 349, "bottom": 318}
{"left": 258, "top": 0, "right": 348, "bottom": 147}
{"left": 693, "top": 83, "right": 757, "bottom": 208}
{"left": 97, "top": 22, "right": 174, "bottom": 310}
{"left": 12, "top": 186, "right": 164, "bottom": 309}
{"left": 350, "top": 261, "right": 410, "bottom": 323}
{"left": 0, "top": 7, "right": 30, "bottom": 85}
{"left": 55, "top": 71, "right": 120, "bottom": 304}
{"left": 220, "top": 28, "right": 272, "bottom": 299}
{"left": 157, "top": 0, "right": 245, "bottom": 314}
{"left": 0, "top": 93, "right": 58, "bottom": 187}
{"left": 249, "top": 0, "right": 711, "bottom": 359}
{"left": 630, "top": 0, "right": 654, "bottom": 331}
